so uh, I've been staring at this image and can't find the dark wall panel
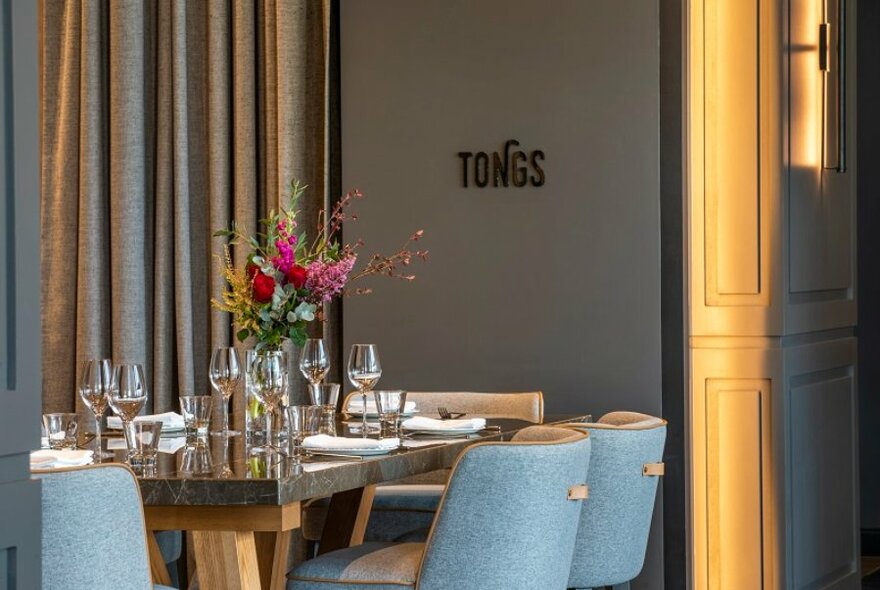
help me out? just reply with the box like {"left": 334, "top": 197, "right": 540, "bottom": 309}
{"left": 858, "top": 0, "right": 880, "bottom": 542}
{"left": 340, "top": 1, "right": 665, "bottom": 587}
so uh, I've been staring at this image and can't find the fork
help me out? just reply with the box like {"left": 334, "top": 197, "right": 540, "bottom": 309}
{"left": 437, "top": 407, "right": 467, "bottom": 420}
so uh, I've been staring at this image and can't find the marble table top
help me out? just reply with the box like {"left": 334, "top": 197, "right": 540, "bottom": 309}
{"left": 120, "top": 414, "right": 585, "bottom": 507}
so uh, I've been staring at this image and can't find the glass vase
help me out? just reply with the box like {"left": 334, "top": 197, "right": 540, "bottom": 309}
{"left": 244, "top": 348, "right": 289, "bottom": 445}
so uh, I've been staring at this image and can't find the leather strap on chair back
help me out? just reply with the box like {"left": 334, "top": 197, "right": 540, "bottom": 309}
{"left": 565, "top": 412, "right": 667, "bottom": 589}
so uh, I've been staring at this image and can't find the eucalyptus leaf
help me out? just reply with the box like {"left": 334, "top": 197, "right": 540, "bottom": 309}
{"left": 290, "top": 326, "right": 307, "bottom": 347}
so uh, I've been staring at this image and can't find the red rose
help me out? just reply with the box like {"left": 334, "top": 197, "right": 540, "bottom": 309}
{"left": 246, "top": 263, "right": 259, "bottom": 279}
{"left": 286, "top": 264, "right": 308, "bottom": 289}
{"left": 252, "top": 273, "right": 275, "bottom": 303}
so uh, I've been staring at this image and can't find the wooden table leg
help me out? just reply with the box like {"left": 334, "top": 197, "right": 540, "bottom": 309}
{"left": 192, "top": 530, "right": 262, "bottom": 589}
{"left": 317, "top": 484, "right": 377, "bottom": 555}
{"left": 255, "top": 531, "right": 292, "bottom": 590}
{"left": 147, "top": 531, "right": 172, "bottom": 586}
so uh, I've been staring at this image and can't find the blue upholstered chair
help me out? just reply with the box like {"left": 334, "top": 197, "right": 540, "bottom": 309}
{"left": 38, "top": 463, "right": 175, "bottom": 590}
{"left": 288, "top": 425, "right": 591, "bottom": 589}
{"left": 363, "top": 390, "right": 545, "bottom": 543}
{"left": 564, "top": 411, "right": 666, "bottom": 590}
{"left": 301, "top": 391, "right": 544, "bottom": 543}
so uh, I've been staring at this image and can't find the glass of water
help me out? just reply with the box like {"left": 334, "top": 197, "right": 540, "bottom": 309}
{"left": 374, "top": 390, "right": 407, "bottom": 439}
{"left": 286, "top": 405, "right": 321, "bottom": 457}
{"left": 308, "top": 383, "right": 340, "bottom": 435}
{"left": 42, "top": 413, "right": 79, "bottom": 450}
{"left": 179, "top": 395, "right": 214, "bottom": 438}
{"left": 127, "top": 421, "right": 162, "bottom": 476}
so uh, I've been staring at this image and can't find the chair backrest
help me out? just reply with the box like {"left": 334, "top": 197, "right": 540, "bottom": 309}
{"left": 564, "top": 411, "right": 667, "bottom": 589}
{"left": 343, "top": 390, "right": 544, "bottom": 422}
{"left": 38, "top": 464, "right": 153, "bottom": 590}
{"left": 416, "top": 426, "right": 590, "bottom": 590}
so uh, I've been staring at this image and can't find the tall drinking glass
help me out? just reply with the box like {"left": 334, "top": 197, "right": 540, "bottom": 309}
{"left": 209, "top": 347, "right": 242, "bottom": 437}
{"left": 249, "top": 351, "right": 287, "bottom": 450}
{"left": 108, "top": 363, "right": 148, "bottom": 453}
{"left": 299, "top": 339, "right": 330, "bottom": 385}
{"left": 78, "top": 358, "right": 114, "bottom": 458}
{"left": 347, "top": 344, "right": 382, "bottom": 438}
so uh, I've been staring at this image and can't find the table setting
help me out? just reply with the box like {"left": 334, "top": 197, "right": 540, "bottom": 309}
{"left": 29, "top": 182, "right": 588, "bottom": 590}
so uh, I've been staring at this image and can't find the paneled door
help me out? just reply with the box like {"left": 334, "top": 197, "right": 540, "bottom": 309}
{"left": 0, "top": 0, "right": 41, "bottom": 587}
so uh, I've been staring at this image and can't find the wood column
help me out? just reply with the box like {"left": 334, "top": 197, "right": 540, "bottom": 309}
{"left": 688, "top": 0, "right": 859, "bottom": 587}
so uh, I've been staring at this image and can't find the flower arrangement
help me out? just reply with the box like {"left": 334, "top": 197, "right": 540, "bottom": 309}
{"left": 212, "top": 180, "right": 427, "bottom": 349}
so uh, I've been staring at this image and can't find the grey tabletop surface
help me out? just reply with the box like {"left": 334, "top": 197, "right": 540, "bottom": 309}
{"left": 117, "top": 414, "right": 586, "bottom": 507}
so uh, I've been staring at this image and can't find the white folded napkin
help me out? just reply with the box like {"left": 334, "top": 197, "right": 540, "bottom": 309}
{"left": 158, "top": 437, "right": 188, "bottom": 454}
{"left": 401, "top": 439, "right": 461, "bottom": 448}
{"left": 346, "top": 399, "right": 417, "bottom": 414}
{"left": 107, "top": 412, "right": 186, "bottom": 431}
{"left": 302, "top": 434, "right": 400, "bottom": 450}
{"left": 30, "top": 449, "right": 94, "bottom": 470}
{"left": 401, "top": 416, "right": 487, "bottom": 431}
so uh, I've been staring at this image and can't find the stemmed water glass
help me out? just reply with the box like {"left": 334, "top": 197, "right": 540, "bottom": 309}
{"left": 209, "top": 347, "right": 242, "bottom": 437}
{"left": 78, "top": 358, "right": 114, "bottom": 458}
{"left": 108, "top": 363, "right": 148, "bottom": 454}
{"left": 347, "top": 344, "right": 382, "bottom": 438}
{"left": 299, "top": 339, "right": 330, "bottom": 386}
{"left": 249, "top": 350, "right": 287, "bottom": 450}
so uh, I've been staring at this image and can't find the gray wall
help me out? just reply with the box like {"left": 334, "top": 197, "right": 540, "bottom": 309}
{"left": 340, "top": 1, "right": 663, "bottom": 587}
{"left": 858, "top": 0, "right": 880, "bottom": 542}
{"left": 0, "top": 0, "right": 41, "bottom": 587}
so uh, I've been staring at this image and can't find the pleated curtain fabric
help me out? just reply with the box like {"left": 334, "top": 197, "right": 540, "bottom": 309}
{"left": 40, "top": 0, "right": 335, "bottom": 424}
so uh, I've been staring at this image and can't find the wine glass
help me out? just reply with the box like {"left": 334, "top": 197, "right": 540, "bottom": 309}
{"left": 299, "top": 339, "right": 330, "bottom": 386}
{"left": 209, "top": 347, "right": 242, "bottom": 437}
{"left": 249, "top": 350, "right": 287, "bottom": 450}
{"left": 78, "top": 358, "right": 114, "bottom": 458}
{"left": 347, "top": 344, "right": 382, "bottom": 438}
{"left": 108, "top": 363, "right": 148, "bottom": 453}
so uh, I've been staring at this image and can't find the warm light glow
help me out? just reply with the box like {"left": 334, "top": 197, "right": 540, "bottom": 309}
{"left": 791, "top": 0, "right": 824, "bottom": 169}
{"left": 688, "top": 0, "right": 782, "bottom": 587}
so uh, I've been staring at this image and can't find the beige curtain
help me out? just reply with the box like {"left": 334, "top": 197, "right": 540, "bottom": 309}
{"left": 40, "top": 0, "right": 334, "bottom": 422}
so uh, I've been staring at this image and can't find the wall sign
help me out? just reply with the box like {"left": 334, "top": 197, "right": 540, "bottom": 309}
{"left": 457, "top": 139, "right": 545, "bottom": 188}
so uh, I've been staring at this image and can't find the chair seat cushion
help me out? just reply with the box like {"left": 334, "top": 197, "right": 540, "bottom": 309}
{"left": 288, "top": 542, "right": 423, "bottom": 589}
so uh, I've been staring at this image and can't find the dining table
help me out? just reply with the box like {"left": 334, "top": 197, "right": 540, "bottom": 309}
{"left": 100, "top": 414, "right": 587, "bottom": 590}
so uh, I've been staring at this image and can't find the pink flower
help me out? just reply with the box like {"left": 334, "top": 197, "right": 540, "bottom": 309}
{"left": 271, "top": 219, "right": 299, "bottom": 273}
{"left": 305, "top": 255, "right": 357, "bottom": 302}
{"left": 272, "top": 239, "right": 295, "bottom": 273}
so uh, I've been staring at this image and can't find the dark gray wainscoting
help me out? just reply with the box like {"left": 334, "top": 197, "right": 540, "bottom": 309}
{"left": 0, "top": 0, "right": 41, "bottom": 587}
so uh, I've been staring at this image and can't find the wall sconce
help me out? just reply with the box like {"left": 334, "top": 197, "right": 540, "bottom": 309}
{"left": 820, "top": 0, "right": 845, "bottom": 172}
